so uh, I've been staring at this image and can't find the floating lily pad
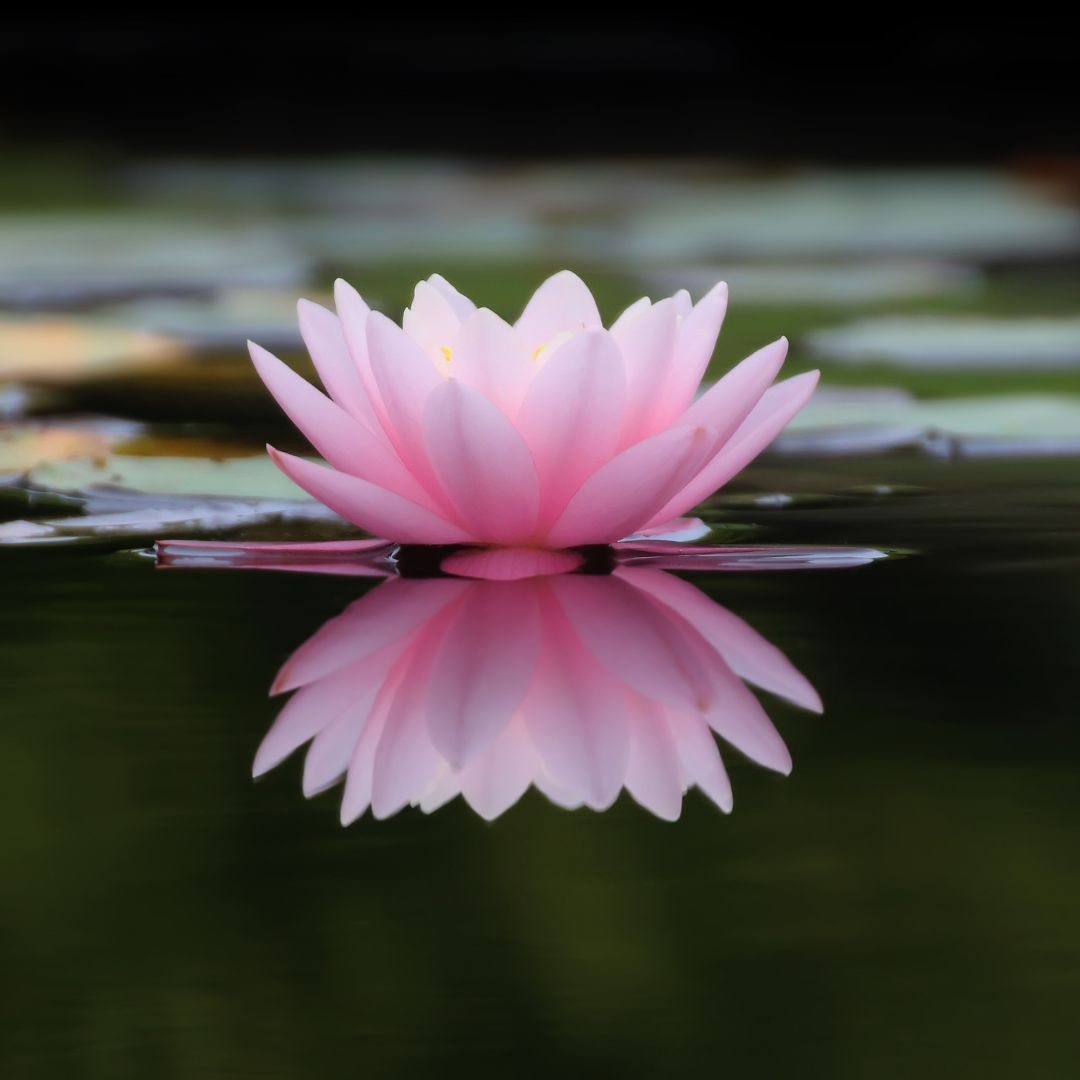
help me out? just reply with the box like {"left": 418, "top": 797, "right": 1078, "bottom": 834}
{"left": 0, "top": 215, "right": 311, "bottom": 307}
{"left": 805, "top": 315, "right": 1080, "bottom": 369}
{"left": 622, "top": 171, "right": 1080, "bottom": 262}
{"left": 27, "top": 452, "right": 312, "bottom": 501}
{"left": 777, "top": 388, "right": 1080, "bottom": 457}
{"left": 0, "top": 318, "right": 188, "bottom": 383}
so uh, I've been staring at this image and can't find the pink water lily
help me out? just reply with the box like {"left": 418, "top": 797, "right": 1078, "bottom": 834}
{"left": 254, "top": 566, "right": 822, "bottom": 822}
{"left": 249, "top": 271, "right": 819, "bottom": 548}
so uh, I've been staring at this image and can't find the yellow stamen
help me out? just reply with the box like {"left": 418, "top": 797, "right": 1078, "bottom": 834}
{"left": 439, "top": 345, "right": 453, "bottom": 364}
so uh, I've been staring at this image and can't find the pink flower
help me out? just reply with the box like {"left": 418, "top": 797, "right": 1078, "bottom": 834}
{"left": 249, "top": 272, "right": 818, "bottom": 549}
{"left": 254, "top": 566, "right": 822, "bottom": 822}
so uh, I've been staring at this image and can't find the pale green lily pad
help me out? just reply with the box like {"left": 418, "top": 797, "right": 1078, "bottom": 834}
{"left": 777, "top": 388, "right": 1080, "bottom": 457}
{"left": 805, "top": 315, "right": 1080, "bottom": 369}
{"left": 28, "top": 453, "right": 313, "bottom": 501}
{"left": 623, "top": 171, "right": 1080, "bottom": 261}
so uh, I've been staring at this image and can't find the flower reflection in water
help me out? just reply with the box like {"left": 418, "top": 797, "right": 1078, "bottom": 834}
{"left": 251, "top": 566, "right": 822, "bottom": 823}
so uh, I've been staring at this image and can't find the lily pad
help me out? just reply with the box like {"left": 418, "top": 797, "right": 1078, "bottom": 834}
{"left": 805, "top": 315, "right": 1080, "bottom": 369}
{"left": 27, "top": 452, "right": 312, "bottom": 501}
{"left": 622, "top": 171, "right": 1080, "bottom": 262}
{"left": 777, "top": 388, "right": 1080, "bottom": 457}
{"left": 0, "top": 318, "right": 188, "bottom": 383}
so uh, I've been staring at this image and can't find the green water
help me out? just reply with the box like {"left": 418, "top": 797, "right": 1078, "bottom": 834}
{"left": 4, "top": 453, "right": 1080, "bottom": 1078}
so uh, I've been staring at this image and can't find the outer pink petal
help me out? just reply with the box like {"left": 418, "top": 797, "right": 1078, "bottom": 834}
{"left": 370, "top": 623, "right": 449, "bottom": 820}
{"left": 249, "top": 342, "right": 434, "bottom": 507}
{"left": 296, "top": 298, "right": 380, "bottom": 431}
{"left": 608, "top": 296, "right": 651, "bottom": 335}
{"left": 333, "top": 279, "right": 384, "bottom": 416}
{"left": 254, "top": 677, "right": 350, "bottom": 778}
{"left": 611, "top": 297, "right": 678, "bottom": 445}
{"left": 516, "top": 329, "right": 626, "bottom": 525}
{"left": 646, "top": 370, "right": 820, "bottom": 526}
{"left": 667, "top": 709, "right": 733, "bottom": 812}
{"left": 655, "top": 282, "right": 729, "bottom": 426}
{"left": 450, "top": 307, "right": 534, "bottom": 416}
{"left": 544, "top": 425, "right": 715, "bottom": 548}
{"left": 514, "top": 270, "right": 602, "bottom": 350}
{"left": 272, "top": 577, "right": 468, "bottom": 694}
{"left": 268, "top": 447, "right": 474, "bottom": 546}
{"left": 365, "top": 311, "right": 456, "bottom": 510}
{"left": 422, "top": 379, "right": 540, "bottom": 544}
{"left": 300, "top": 640, "right": 413, "bottom": 796}
{"left": 425, "top": 580, "right": 541, "bottom": 768}
{"left": 621, "top": 567, "right": 822, "bottom": 712}
{"left": 678, "top": 337, "right": 789, "bottom": 451}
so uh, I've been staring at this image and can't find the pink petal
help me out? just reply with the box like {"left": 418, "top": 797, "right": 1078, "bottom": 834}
{"left": 365, "top": 310, "right": 449, "bottom": 503}
{"left": 610, "top": 297, "right": 678, "bottom": 445}
{"left": 422, "top": 379, "right": 540, "bottom": 544}
{"left": 440, "top": 547, "right": 583, "bottom": 581}
{"left": 301, "top": 640, "right": 413, "bottom": 795}
{"left": 333, "top": 279, "right": 385, "bottom": 417}
{"left": 544, "top": 424, "right": 715, "bottom": 548}
{"left": 296, "top": 298, "right": 380, "bottom": 430}
{"left": 450, "top": 307, "right": 533, "bottom": 416}
{"left": 515, "top": 330, "right": 626, "bottom": 525}
{"left": 678, "top": 337, "right": 789, "bottom": 450}
{"left": 514, "top": 270, "right": 602, "bottom": 350}
{"left": 458, "top": 714, "right": 536, "bottom": 821}
{"left": 402, "top": 278, "right": 464, "bottom": 356}
{"left": 427, "top": 273, "right": 477, "bottom": 320}
{"left": 608, "top": 296, "right": 651, "bottom": 335}
{"left": 521, "top": 596, "right": 630, "bottom": 810}
{"left": 655, "top": 282, "right": 729, "bottom": 426}
{"left": 249, "top": 342, "right": 434, "bottom": 507}
{"left": 370, "top": 629, "right": 448, "bottom": 820}
{"left": 339, "top": 660, "right": 404, "bottom": 824}
{"left": 253, "top": 678, "right": 348, "bottom": 778}
{"left": 646, "top": 370, "right": 820, "bottom": 525}
{"left": 624, "top": 698, "right": 684, "bottom": 821}
{"left": 272, "top": 577, "right": 468, "bottom": 694}
{"left": 425, "top": 580, "right": 541, "bottom": 768}
{"left": 667, "top": 709, "right": 733, "bottom": 812}
{"left": 550, "top": 573, "right": 715, "bottom": 711}
{"left": 268, "top": 447, "right": 473, "bottom": 545}
{"left": 622, "top": 567, "right": 822, "bottom": 712}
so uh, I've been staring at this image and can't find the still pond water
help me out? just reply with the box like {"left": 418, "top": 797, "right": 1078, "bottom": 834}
{"left": 4, "top": 452, "right": 1080, "bottom": 1078}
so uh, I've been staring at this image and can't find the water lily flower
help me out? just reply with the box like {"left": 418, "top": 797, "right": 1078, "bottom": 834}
{"left": 249, "top": 272, "right": 818, "bottom": 549}
{"left": 253, "top": 567, "right": 822, "bottom": 822}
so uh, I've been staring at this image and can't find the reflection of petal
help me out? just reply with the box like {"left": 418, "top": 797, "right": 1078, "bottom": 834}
{"left": 425, "top": 581, "right": 541, "bottom": 768}
{"left": 620, "top": 566, "right": 823, "bottom": 712}
{"left": 254, "top": 564, "right": 824, "bottom": 823}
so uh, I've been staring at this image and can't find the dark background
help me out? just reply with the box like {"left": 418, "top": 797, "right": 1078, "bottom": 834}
{"left": 2, "top": 20, "right": 1076, "bottom": 159}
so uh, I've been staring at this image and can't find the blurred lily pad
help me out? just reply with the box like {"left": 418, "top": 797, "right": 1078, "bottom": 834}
{"left": 0, "top": 318, "right": 188, "bottom": 383}
{"left": 0, "top": 215, "right": 311, "bottom": 307}
{"left": 777, "top": 388, "right": 1080, "bottom": 457}
{"left": 622, "top": 171, "right": 1080, "bottom": 262}
{"left": 28, "top": 452, "right": 312, "bottom": 501}
{"left": 805, "top": 315, "right": 1080, "bottom": 368}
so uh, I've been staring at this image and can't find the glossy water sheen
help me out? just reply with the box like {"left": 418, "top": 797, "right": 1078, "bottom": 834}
{"left": 4, "top": 454, "right": 1080, "bottom": 1078}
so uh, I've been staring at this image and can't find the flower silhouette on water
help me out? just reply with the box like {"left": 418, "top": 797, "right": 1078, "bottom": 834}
{"left": 253, "top": 567, "right": 822, "bottom": 823}
{"left": 249, "top": 272, "right": 818, "bottom": 549}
